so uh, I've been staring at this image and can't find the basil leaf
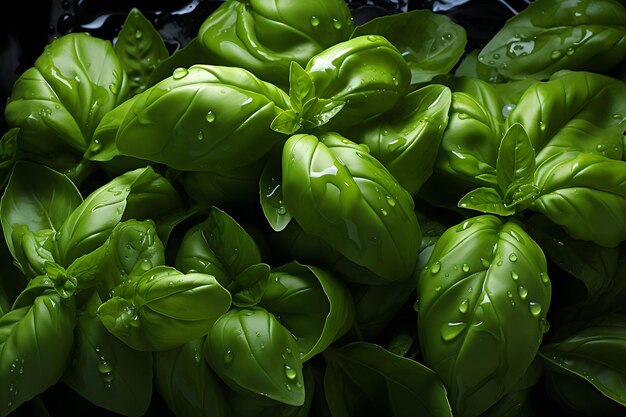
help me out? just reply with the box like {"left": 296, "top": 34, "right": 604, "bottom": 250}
{"left": 260, "top": 147, "right": 292, "bottom": 232}
{"left": 496, "top": 123, "right": 536, "bottom": 195}
{"left": 288, "top": 62, "right": 315, "bottom": 114}
{"left": 57, "top": 166, "right": 180, "bottom": 265}
{"left": 176, "top": 207, "right": 262, "bottom": 288}
{"left": 0, "top": 292, "right": 75, "bottom": 416}
{"left": 323, "top": 342, "right": 453, "bottom": 417}
{"left": 229, "top": 263, "right": 271, "bottom": 308}
{"left": 205, "top": 307, "right": 305, "bottom": 406}
{"left": 478, "top": 0, "right": 626, "bottom": 80}
{"left": 261, "top": 262, "right": 354, "bottom": 362}
{"left": 418, "top": 215, "right": 551, "bottom": 416}
{"left": 352, "top": 9, "right": 467, "bottom": 84}
{"left": 154, "top": 337, "right": 230, "bottom": 417}
{"left": 458, "top": 187, "right": 515, "bottom": 216}
{"left": 1, "top": 161, "right": 81, "bottom": 263}
{"left": 63, "top": 293, "right": 153, "bottom": 416}
{"left": 114, "top": 8, "right": 169, "bottom": 96}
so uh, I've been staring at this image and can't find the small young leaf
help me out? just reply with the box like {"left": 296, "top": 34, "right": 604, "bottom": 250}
{"left": 289, "top": 62, "right": 315, "bottom": 114}
{"left": 44, "top": 262, "right": 77, "bottom": 299}
{"left": 504, "top": 182, "right": 539, "bottom": 209}
{"left": 114, "top": 8, "right": 169, "bottom": 95}
{"left": 496, "top": 123, "right": 536, "bottom": 194}
{"left": 229, "top": 263, "right": 271, "bottom": 308}
{"left": 302, "top": 99, "right": 345, "bottom": 129}
{"left": 271, "top": 110, "right": 302, "bottom": 135}
{"left": 458, "top": 187, "right": 516, "bottom": 216}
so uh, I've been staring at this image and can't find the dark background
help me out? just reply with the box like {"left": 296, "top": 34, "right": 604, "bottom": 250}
{"left": 0, "top": 0, "right": 531, "bottom": 134}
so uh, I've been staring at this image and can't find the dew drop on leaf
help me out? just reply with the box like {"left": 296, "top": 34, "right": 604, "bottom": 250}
{"left": 224, "top": 350, "right": 234, "bottom": 364}
{"left": 458, "top": 299, "right": 469, "bottom": 313}
{"left": 206, "top": 110, "right": 216, "bottom": 123}
{"left": 509, "top": 253, "right": 518, "bottom": 262}
{"left": 462, "top": 263, "right": 470, "bottom": 273}
{"left": 518, "top": 285, "right": 528, "bottom": 300}
{"left": 529, "top": 302, "right": 542, "bottom": 317}
{"left": 430, "top": 261, "right": 441, "bottom": 274}
{"left": 386, "top": 196, "right": 397, "bottom": 207}
{"left": 332, "top": 17, "right": 342, "bottom": 29}
{"left": 310, "top": 16, "right": 320, "bottom": 27}
{"left": 284, "top": 364, "right": 297, "bottom": 380}
{"left": 480, "top": 258, "right": 490, "bottom": 268}
{"left": 173, "top": 67, "right": 189, "bottom": 80}
{"left": 511, "top": 271, "right": 519, "bottom": 281}
{"left": 440, "top": 322, "right": 466, "bottom": 342}
{"left": 134, "top": 29, "right": 142, "bottom": 39}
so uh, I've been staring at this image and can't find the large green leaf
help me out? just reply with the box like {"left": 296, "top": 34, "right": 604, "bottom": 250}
{"left": 418, "top": 215, "right": 551, "bottom": 417}
{"left": 176, "top": 207, "right": 262, "bottom": 288}
{"left": 63, "top": 293, "right": 153, "bottom": 416}
{"left": 540, "top": 314, "right": 626, "bottom": 408}
{"left": 282, "top": 133, "right": 421, "bottom": 284}
{"left": 204, "top": 307, "right": 305, "bottom": 406}
{"left": 0, "top": 292, "right": 75, "bottom": 416}
{"left": 260, "top": 262, "right": 354, "bottom": 361}
{"left": 98, "top": 266, "right": 231, "bottom": 351}
{"left": 323, "top": 342, "right": 453, "bottom": 417}
{"left": 154, "top": 337, "right": 231, "bottom": 417}
{"left": 478, "top": 0, "right": 626, "bottom": 80}
{"left": 57, "top": 166, "right": 181, "bottom": 265}
{"left": 353, "top": 84, "right": 452, "bottom": 195}
{"left": 4, "top": 33, "right": 128, "bottom": 161}
{"left": 1, "top": 161, "right": 81, "bottom": 265}
{"left": 352, "top": 10, "right": 466, "bottom": 84}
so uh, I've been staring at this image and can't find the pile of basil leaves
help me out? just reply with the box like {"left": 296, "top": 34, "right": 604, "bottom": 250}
{"left": 0, "top": 0, "right": 625, "bottom": 416}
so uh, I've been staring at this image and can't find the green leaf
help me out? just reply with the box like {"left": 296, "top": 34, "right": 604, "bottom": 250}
{"left": 301, "top": 98, "right": 345, "bottom": 129}
{"left": 0, "top": 292, "right": 75, "bottom": 416}
{"left": 352, "top": 9, "right": 467, "bottom": 84}
{"left": 282, "top": 133, "right": 421, "bottom": 284}
{"left": 418, "top": 215, "right": 551, "bottom": 416}
{"left": 0, "top": 129, "right": 18, "bottom": 189}
{"left": 260, "top": 262, "right": 354, "bottom": 362}
{"left": 57, "top": 166, "right": 180, "bottom": 265}
{"left": 496, "top": 123, "right": 535, "bottom": 194}
{"left": 4, "top": 33, "right": 129, "bottom": 163}
{"left": 458, "top": 187, "right": 516, "bottom": 216}
{"left": 204, "top": 307, "right": 305, "bottom": 406}
{"left": 271, "top": 110, "right": 302, "bottom": 135}
{"left": 354, "top": 84, "right": 451, "bottom": 195}
{"left": 540, "top": 314, "right": 626, "bottom": 407}
{"left": 229, "top": 263, "right": 271, "bottom": 308}
{"left": 288, "top": 62, "right": 315, "bottom": 114}
{"left": 176, "top": 207, "right": 262, "bottom": 288}
{"left": 1, "top": 161, "right": 82, "bottom": 264}
{"left": 478, "top": 0, "right": 626, "bottom": 80}
{"left": 114, "top": 8, "right": 169, "bottom": 96}
{"left": 44, "top": 262, "right": 77, "bottom": 299}
{"left": 154, "top": 337, "right": 230, "bottom": 417}
{"left": 63, "top": 293, "right": 153, "bottom": 416}
{"left": 10, "top": 226, "right": 56, "bottom": 278}
{"left": 323, "top": 342, "right": 453, "bottom": 417}
{"left": 147, "top": 38, "right": 207, "bottom": 87}
{"left": 98, "top": 266, "right": 231, "bottom": 351}
{"left": 260, "top": 147, "right": 292, "bottom": 232}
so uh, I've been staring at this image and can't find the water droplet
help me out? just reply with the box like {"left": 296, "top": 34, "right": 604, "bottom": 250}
{"left": 550, "top": 50, "right": 562, "bottom": 59}
{"left": 332, "top": 17, "right": 342, "bottom": 29}
{"left": 511, "top": 271, "right": 519, "bottom": 281}
{"left": 596, "top": 143, "right": 607, "bottom": 152}
{"left": 566, "top": 47, "right": 575, "bottom": 55}
{"left": 502, "top": 103, "right": 515, "bottom": 118}
{"left": 442, "top": 32, "right": 453, "bottom": 41}
{"left": 206, "top": 110, "right": 216, "bottom": 123}
{"left": 413, "top": 299, "right": 420, "bottom": 312}
{"left": 276, "top": 206, "right": 287, "bottom": 215}
{"left": 386, "top": 196, "right": 396, "bottom": 207}
{"left": 367, "top": 35, "right": 377, "bottom": 42}
{"left": 612, "top": 113, "right": 622, "bottom": 119}
{"left": 456, "top": 220, "right": 472, "bottom": 232}
{"left": 173, "top": 67, "right": 189, "bottom": 80}
{"left": 285, "top": 383, "right": 292, "bottom": 391}
{"left": 540, "top": 272, "right": 549, "bottom": 284}
{"left": 458, "top": 113, "right": 470, "bottom": 120}
{"left": 509, "top": 253, "right": 518, "bottom": 262}
{"left": 134, "top": 29, "right": 142, "bottom": 39}
{"left": 97, "top": 361, "right": 113, "bottom": 374}
{"left": 541, "top": 318, "right": 550, "bottom": 333}
{"left": 197, "top": 131, "right": 204, "bottom": 141}
{"left": 462, "top": 263, "right": 470, "bottom": 273}
{"left": 458, "top": 299, "right": 469, "bottom": 313}
{"left": 310, "top": 16, "right": 320, "bottom": 27}
{"left": 168, "top": 281, "right": 174, "bottom": 287}
{"left": 434, "top": 286, "right": 441, "bottom": 292}
{"left": 284, "top": 364, "right": 297, "bottom": 380}
{"left": 480, "top": 258, "right": 490, "bottom": 268}
{"left": 440, "top": 322, "right": 466, "bottom": 341}
{"left": 430, "top": 261, "right": 441, "bottom": 274}
{"left": 380, "top": 208, "right": 388, "bottom": 216}
{"left": 539, "top": 121, "right": 546, "bottom": 132}
{"left": 518, "top": 285, "right": 528, "bottom": 300}
{"left": 61, "top": 0, "right": 71, "bottom": 9}
{"left": 387, "top": 137, "right": 406, "bottom": 152}
{"left": 224, "top": 350, "right": 234, "bottom": 364}
{"left": 103, "top": 372, "right": 114, "bottom": 383}
{"left": 529, "top": 302, "right": 542, "bottom": 317}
